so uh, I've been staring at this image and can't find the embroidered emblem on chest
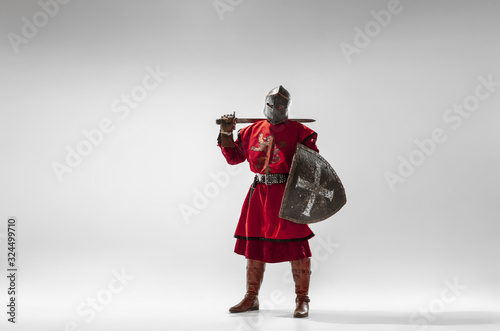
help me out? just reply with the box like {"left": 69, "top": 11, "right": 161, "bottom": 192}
{"left": 251, "top": 133, "right": 287, "bottom": 172}
{"left": 251, "top": 133, "right": 274, "bottom": 152}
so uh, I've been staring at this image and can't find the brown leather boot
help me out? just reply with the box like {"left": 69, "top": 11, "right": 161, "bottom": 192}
{"left": 229, "top": 259, "right": 266, "bottom": 313}
{"left": 291, "top": 257, "right": 311, "bottom": 318}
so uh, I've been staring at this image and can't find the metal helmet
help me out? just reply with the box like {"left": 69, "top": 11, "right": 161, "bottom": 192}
{"left": 263, "top": 85, "right": 291, "bottom": 124}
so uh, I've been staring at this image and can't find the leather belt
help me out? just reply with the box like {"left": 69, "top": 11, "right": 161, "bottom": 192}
{"left": 253, "top": 173, "right": 289, "bottom": 185}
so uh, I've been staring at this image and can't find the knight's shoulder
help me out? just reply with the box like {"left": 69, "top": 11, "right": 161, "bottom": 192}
{"left": 288, "top": 120, "right": 313, "bottom": 131}
{"left": 240, "top": 120, "right": 267, "bottom": 133}
{"left": 238, "top": 123, "right": 254, "bottom": 139}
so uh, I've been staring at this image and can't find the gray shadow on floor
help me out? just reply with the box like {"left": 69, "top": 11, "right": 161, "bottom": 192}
{"left": 269, "top": 310, "right": 500, "bottom": 325}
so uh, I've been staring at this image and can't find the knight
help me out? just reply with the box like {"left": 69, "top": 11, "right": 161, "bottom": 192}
{"left": 217, "top": 85, "right": 318, "bottom": 317}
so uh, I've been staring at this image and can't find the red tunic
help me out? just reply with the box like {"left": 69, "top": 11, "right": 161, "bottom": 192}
{"left": 220, "top": 120, "right": 319, "bottom": 263}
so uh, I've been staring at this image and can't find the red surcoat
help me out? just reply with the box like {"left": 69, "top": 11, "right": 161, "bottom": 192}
{"left": 220, "top": 120, "right": 318, "bottom": 252}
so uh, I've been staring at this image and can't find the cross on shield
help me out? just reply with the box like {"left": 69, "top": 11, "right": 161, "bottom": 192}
{"left": 279, "top": 143, "right": 346, "bottom": 224}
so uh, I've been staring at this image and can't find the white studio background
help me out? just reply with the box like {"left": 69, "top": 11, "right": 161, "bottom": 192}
{"left": 0, "top": 0, "right": 499, "bottom": 330}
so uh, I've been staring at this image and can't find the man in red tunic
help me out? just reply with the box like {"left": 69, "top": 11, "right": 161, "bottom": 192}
{"left": 218, "top": 85, "right": 317, "bottom": 318}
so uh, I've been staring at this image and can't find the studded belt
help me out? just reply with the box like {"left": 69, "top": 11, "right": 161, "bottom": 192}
{"left": 253, "top": 173, "right": 289, "bottom": 185}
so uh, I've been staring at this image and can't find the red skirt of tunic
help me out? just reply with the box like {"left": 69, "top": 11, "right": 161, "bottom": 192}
{"left": 233, "top": 180, "right": 314, "bottom": 263}
{"left": 234, "top": 238, "right": 312, "bottom": 263}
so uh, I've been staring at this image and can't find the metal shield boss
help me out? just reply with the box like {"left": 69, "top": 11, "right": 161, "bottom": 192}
{"left": 279, "top": 144, "right": 346, "bottom": 224}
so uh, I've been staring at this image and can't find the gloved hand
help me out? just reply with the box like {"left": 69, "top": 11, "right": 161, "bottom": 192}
{"left": 219, "top": 112, "right": 236, "bottom": 148}
{"left": 220, "top": 112, "right": 236, "bottom": 133}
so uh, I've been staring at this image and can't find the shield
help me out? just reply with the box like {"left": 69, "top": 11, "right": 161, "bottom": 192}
{"left": 279, "top": 143, "right": 346, "bottom": 224}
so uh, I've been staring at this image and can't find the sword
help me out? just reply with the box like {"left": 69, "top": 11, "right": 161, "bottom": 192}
{"left": 215, "top": 117, "right": 315, "bottom": 125}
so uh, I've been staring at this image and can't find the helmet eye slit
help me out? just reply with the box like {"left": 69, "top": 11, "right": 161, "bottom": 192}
{"left": 267, "top": 103, "right": 274, "bottom": 108}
